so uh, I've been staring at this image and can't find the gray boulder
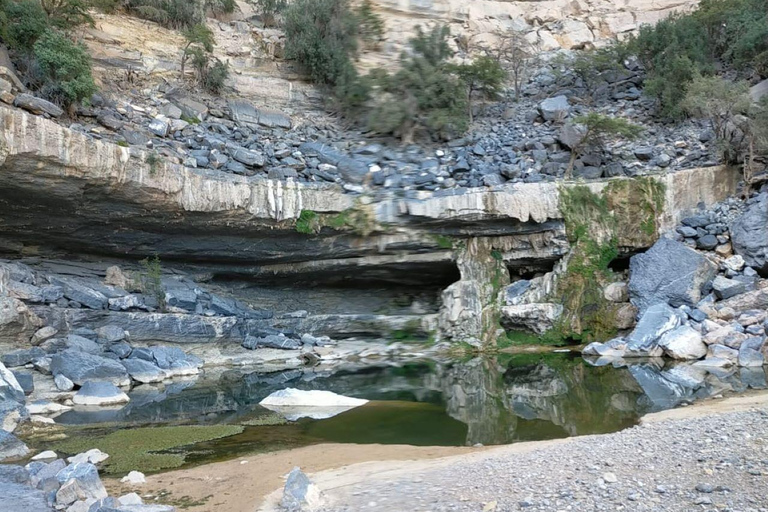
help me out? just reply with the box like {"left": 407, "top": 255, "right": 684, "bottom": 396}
{"left": 281, "top": 467, "right": 322, "bottom": 512}
{"left": 13, "top": 94, "right": 63, "bottom": 117}
{"left": 538, "top": 95, "right": 570, "bottom": 121}
{"left": 629, "top": 237, "right": 717, "bottom": 314}
{"left": 122, "top": 358, "right": 168, "bottom": 383}
{"left": 0, "top": 431, "right": 28, "bottom": 461}
{"left": 731, "top": 192, "right": 768, "bottom": 273}
{"left": 557, "top": 122, "right": 585, "bottom": 149}
{"left": 299, "top": 142, "right": 367, "bottom": 184}
{"left": 50, "top": 350, "right": 130, "bottom": 387}
{"left": 712, "top": 275, "right": 748, "bottom": 300}
{"left": 150, "top": 346, "right": 202, "bottom": 377}
{"left": 96, "top": 325, "right": 126, "bottom": 343}
{"left": 658, "top": 325, "right": 707, "bottom": 360}
{"left": 55, "top": 462, "right": 107, "bottom": 502}
{"left": 625, "top": 303, "right": 681, "bottom": 356}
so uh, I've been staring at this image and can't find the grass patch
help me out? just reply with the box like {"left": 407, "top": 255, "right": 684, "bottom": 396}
{"left": 431, "top": 234, "right": 454, "bottom": 249}
{"left": 239, "top": 414, "right": 289, "bottom": 427}
{"left": 295, "top": 203, "right": 378, "bottom": 236}
{"left": 295, "top": 210, "right": 318, "bottom": 234}
{"left": 153, "top": 489, "right": 214, "bottom": 509}
{"left": 50, "top": 425, "right": 244, "bottom": 475}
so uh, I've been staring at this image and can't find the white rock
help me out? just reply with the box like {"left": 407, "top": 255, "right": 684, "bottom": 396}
{"left": 30, "top": 415, "right": 55, "bottom": 424}
{"left": 72, "top": 381, "right": 130, "bottom": 406}
{"left": 260, "top": 388, "right": 368, "bottom": 421}
{"left": 121, "top": 470, "right": 146, "bottom": 485}
{"left": 118, "top": 493, "right": 143, "bottom": 506}
{"left": 603, "top": 472, "right": 618, "bottom": 483}
{"left": 31, "top": 450, "right": 58, "bottom": 461}
{"left": 723, "top": 255, "right": 745, "bottom": 272}
{"left": 658, "top": 325, "right": 707, "bottom": 360}
{"left": 68, "top": 448, "right": 109, "bottom": 465}
{"left": 27, "top": 401, "right": 72, "bottom": 415}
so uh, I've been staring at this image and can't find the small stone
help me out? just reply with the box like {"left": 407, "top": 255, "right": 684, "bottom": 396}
{"left": 121, "top": 470, "right": 146, "bottom": 485}
{"left": 603, "top": 472, "right": 618, "bottom": 483}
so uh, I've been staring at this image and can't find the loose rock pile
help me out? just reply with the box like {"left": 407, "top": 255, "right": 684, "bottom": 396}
{"left": 0, "top": 448, "right": 171, "bottom": 512}
{"left": 585, "top": 189, "right": 768, "bottom": 369}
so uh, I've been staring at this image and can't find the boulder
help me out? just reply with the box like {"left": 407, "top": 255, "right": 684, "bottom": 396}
{"left": 0, "top": 397, "right": 26, "bottom": 432}
{"left": 603, "top": 282, "right": 629, "bottom": 303}
{"left": 55, "top": 463, "right": 107, "bottom": 502}
{"left": 538, "top": 95, "right": 570, "bottom": 122}
{"left": 72, "top": 381, "right": 130, "bottom": 406}
{"left": 0, "top": 296, "right": 41, "bottom": 342}
{"left": 231, "top": 148, "right": 265, "bottom": 167}
{"left": 500, "top": 303, "right": 563, "bottom": 334}
{"left": 658, "top": 325, "right": 707, "bottom": 360}
{"left": 50, "top": 350, "right": 130, "bottom": 387}
{"left": 582, "top": 337, "right": 627, "bottom": 358}
{"left": 280, "top": 467, "right": 323, "bottom": 512}
{"left": 629, "top": 237, "right": 717, "bottom": 314}
{"left": 150, "top": 346, "right": 201, "bottom": 377}
{"left": 13, "top": 94, "right": 63, "bottom": 117}
{"left": 712, "top": 275, "right": 748, "bottom": 300}
{"left": 260, "top": 388, "right": 368, "bottom": 420}
{"left": 624, "top": 303, "right": 681, "bottom": 356}
{"left": 122, "top": 359, "right": 168, "bottom": 383}
{"left": 0, "top": 361, "right": 24, "bottom": 404}
{"left": 557, "top": 122, "right": 586, "bottom": 149}
{"left": 0, "top": 431, "right": 28, "bottom": 461}
{"left": 731, "top": 192, "right": 768, "bottom": 274}
{"left": 1, "top": 347, "right": 45, "bottom": 368}
{"left": 96, "top": 325, "right": 126, "bottom": 343}
{"left": 299, "top": 142, "right": 367, "bottom": 184}
{"left": 120, "top": 471, "right": 146, "bottom": 485}
{"left": 706, "top": 344, "right": 739, "bottom": 364}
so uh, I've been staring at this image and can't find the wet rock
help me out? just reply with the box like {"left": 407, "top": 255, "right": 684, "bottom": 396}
{"left": 72, "top": 381, "right": 130, "bottom": 406}
{"left": 730, "top": 192, "right": 767, "bottom": 273}
{"left": 658, "top": 325, "right": 707, "bottom": 360}
{"left": 625, "top": 303, "right": 681, "bottom": 356}
{"left": 629, "top": 238, "right": 717, "bottom": 314}
{"left": 280, "top": 467, "right": 323, "bottom": 511}
{"left": 50, "top": 350, "right": 130, "bottom": 387}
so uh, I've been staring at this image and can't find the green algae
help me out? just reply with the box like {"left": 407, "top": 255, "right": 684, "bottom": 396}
{"left": 50, "top": 425, "right": 244, "bottom": 475}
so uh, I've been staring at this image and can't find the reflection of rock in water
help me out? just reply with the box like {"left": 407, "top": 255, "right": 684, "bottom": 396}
{"left": 429, "top": 358, "right": 518, "bottom": 446}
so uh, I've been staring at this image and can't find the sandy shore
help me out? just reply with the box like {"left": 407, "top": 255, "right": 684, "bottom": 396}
{"left": 111, "top": 391, "right": 768, "bottom": 512}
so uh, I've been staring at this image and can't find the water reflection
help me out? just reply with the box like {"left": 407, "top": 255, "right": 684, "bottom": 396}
{"left": 54, "top": 353, "right": 768, "bottom": 449}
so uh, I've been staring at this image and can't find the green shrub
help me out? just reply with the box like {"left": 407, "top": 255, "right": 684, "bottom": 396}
{"left": 367, "top": 25, "right": 468, "bottom": 142}
{"left": 283, "top": 0, "right": 359, "bottom": 86}
{"left": 41, "top": 0, "right": 93, "bottom": 29}
{"left": 254, "top": 0, "right": 286, "bottom": 27}
{"left": 1, "top": 0, "right": 49, "bottom": 51}
{"left": 201, "top": 57, "right": 228, "bottom": 93}
{"left": 122, "top": 0, "right": 202, "bottom": 29}
{"left": 451, "top": 54, "right": 506, "bottom": 122}
{"left": 33, "top": 29, "right": 96, "bottom": 107}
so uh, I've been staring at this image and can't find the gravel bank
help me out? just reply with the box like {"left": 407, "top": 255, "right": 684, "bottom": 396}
{"left": 309, "top": 395, "right": 768, "bottom": 512}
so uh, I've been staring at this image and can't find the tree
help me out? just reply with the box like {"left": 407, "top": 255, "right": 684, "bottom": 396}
{"left": 41, "top": 0, "right": 93, "bottom": 28}
{"left": 180, "top": 23, "right": 214, "bottom": 78}
{"left": 33, "top": 29, "right": 97, "bottom": 108}
{"left": 681, "top": 75, "right": 751, "bottom": 163}
{"left": 367, "top": 25, "right": 468, "bottom": 143}
{"left": 356, "top": 0, "right": 384, "bottom": 50}
{"left": 1, "top": 0, "right": 49, "bottom": 51}
{"left": 283, "top": 0, "right": 359, "bottom": 86}
{"left": 566, "top": 113, "right": 643, "bottom": 178}
{"left": 254, "top": 0, "right": 286, "bottom": 28}
{"left": 496, "top": 30, "right": 533, "bottom": 102}
{"left": 451, "top": 55, "right": 505, "bottom": 122}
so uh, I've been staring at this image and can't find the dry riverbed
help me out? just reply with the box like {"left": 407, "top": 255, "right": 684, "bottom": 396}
{"left": 108, "top": 392, "right": 768, "bottom": 512}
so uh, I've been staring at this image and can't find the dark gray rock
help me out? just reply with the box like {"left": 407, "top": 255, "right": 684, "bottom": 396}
{"left": 151, "top": 346, "right": 202, "bottom": 373}
{"left": 634, "top": 147, "right": 654, "bottom": 161}
{"left": 712, "top": 276, "right": 748, "bottom": 300}
{"left": 13, "top": 94, "right": 63, "bottom": 117}
{"left": 96, "top": 325, "right": 126, "bottom": 343}
{"left": 299, "top": 142, "right": 367, "bottom": 184}
{"left": 48, "top": 277, "right": 108, "bottom": 310}
{"left": 1, "top": 347, "right": 45, "bottom": 368}
{"left": 696, "top": 234, "right": 718, "bottom": 250}
{"left": 11, "top": 372, "right": 33, "bottom": 395}
{"left": 731, "top": 192, "right": 767, "bottom": 274}
{"left": 232, "top": 148, "right": 265, "bottom": 167}
{"left": 50, "top": 350, "right": 130, "bottom": 387}
{"left": 629, "top": 237, "right": 717, "bottom": 314}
